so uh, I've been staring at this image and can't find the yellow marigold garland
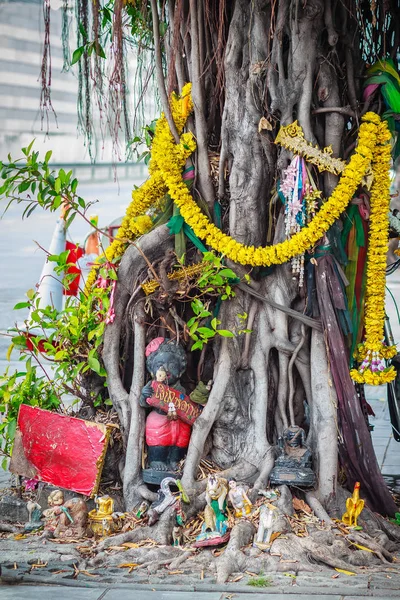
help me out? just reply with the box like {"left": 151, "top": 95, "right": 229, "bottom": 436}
{"left": 155, "top": 112, "right": 378, "bottom": 268}
{"left": 152, "top": 101, "right": 394, "bottom": 384}
{"left": 84, "top": 82, "right": 395, "bottom": 385}
{"left": 349, "top": 120, "right": 396, "bottom": 384}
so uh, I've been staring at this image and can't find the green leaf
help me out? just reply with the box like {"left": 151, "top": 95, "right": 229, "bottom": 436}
{"left": 7, "top": 419, "right": 17, "bottom": 441}
{"left": 189, "top": 322, "right": 198, "bottom": 336}
{"left": 88, "top": 355, "right": 101, "bottom": 375}
{"left": 87, "top": 328, "right": 98, "bottom": 342}
{"left": 45, "top": 150, "right": 52, "bottom": 163}
{"left": 18, "top": 180, "right": 31, "bottom": 193}
{"left": 219, "top": 268, "right": 237, "bottom": 279}
{"left": 197, "top": 327, "right": 215, "bottom": 339}
{"left": 217, "top": 329, "right": 235, "bottom": 337}
{"left": 26, "top": 139, "right": 35, "bottom": 155}
{"left": 191, "top": 340, "right": 203, "bottom": 351}
{"left": 71, "top": 178, "right": 78, "bottom": 193}
{"left": 13, "top": 302, "right": 30, "bottom": 310}
{"left": 53, "top": 195, "right": 62, "bottom": 210}
{"left": 102, "top": 7, "right": 111, "bottom": 23}
{"left": 11, "top": 335, "right": 28, "bottom": 346}
{"left": 71, "top": 46, "right": 85, "bottom": 65}
{"left": 54, "top": 177, "right": 61, "bottom": 193}
{"left": 94, "top": 43, "right": 106, "bottom": 59}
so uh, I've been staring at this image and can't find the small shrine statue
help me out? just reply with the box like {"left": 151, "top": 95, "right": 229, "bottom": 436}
{"left": 228, "top": 479, "right": 252, "bottom": 518}
{"left": 43, "top": 489, "right": 88, "bottom": 538}
{"left": 195, "top": 474, "right": 230, "bottom": 547}
{"left": 341, "top": 482, "right": 364, "bottom": 528}
{"left": 24, "top": 501, "right": 43, "bottom": 532}
{"left": 140, "top": 338, "right": 209, "bottom": 484}
{"left": 255, "top": 503, "right": 280, "bottom": 548}
{"left": 88, "top": 495, "right": 123, "bottom": 537}
{"left": 269, "top": 426, "right": 315, "bottom": 488}
{"left": 147, "top": 477, "right": 188, "bottom": 526}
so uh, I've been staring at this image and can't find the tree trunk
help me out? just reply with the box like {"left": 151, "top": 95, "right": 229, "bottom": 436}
{"left": 100, "top": 0, "right": 399, "bottom": 530}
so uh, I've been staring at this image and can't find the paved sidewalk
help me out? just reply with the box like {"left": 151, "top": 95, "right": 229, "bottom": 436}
{"left": 366, "top": 390, "right": 400, "bottom": 490}
{"left": 1, "top": 587, "right": 400, "bottom": 600}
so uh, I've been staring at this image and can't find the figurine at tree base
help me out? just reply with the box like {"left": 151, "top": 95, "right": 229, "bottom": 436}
{"left": 172, "top": 525, "right": 183, "bottom": 547}
{"left": 195, "top": 474, "right": 230, "bottom": 547}
{"left": 88, "top": 495, "right": 123, "bottom": 536}
{"left": 147, "top": 477, "right": 188, "bottom": 526}
{"left": 42, "top": 489, "right": 88, "bottom": 538}
{"left": 254, "top": 503, "right": 280, "bottom": 548}
{"left": 269, "top": 426, "right": 315, "bottom": 488}
{"left": 140, "top": 338, "right": 210, "bottom": 484}
{"left": 228, "top": 478, "right": 252, "bottom": 517}
{"left": 24, "top": 501, "right": 43, "bottom": 532}
{"left": 342, "top": 482, "right": 365, "bottom": 528}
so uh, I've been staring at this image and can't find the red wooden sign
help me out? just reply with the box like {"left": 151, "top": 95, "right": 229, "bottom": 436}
{"left": 10, "top": 405, "right": 110, "bottom": 497}
{"left": 146, "top": 381, "right": 202, "bottom": 425}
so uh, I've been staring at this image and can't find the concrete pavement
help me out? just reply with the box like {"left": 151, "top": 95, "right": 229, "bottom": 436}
{"left": 1, "top": 586, "right": 400, "bottom": 599}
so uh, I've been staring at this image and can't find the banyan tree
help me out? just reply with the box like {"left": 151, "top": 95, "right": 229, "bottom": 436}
{"left": 3, "top": 0, "right": 400, "bottom": 580}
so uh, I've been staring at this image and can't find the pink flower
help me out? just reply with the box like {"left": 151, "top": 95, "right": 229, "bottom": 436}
{"left": 24, "top": 478, "right": 39, "bottom": 491}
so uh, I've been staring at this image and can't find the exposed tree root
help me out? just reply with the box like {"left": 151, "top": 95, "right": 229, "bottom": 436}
{"left": 216, "top": 520, "right": 256, "bottom": 583}
{"left": 96, "top": 507, "right": 176, "bottom": 552}
{"left": 305, "top": 491, "right": 334, "bottom": 526}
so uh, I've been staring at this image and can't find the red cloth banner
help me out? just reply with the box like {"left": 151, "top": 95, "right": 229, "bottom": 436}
{"left": 10, "top": 405, "right": 110, "bottom": 497}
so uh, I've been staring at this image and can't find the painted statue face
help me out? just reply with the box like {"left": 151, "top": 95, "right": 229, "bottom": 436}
{"left": 229, "top": 479, "right": 237, "bottom": 490}
{"left": 49, "top": 490, "right": 64, "bottom": 506}
{"left": 156, "top": 367, "right": 168, "bottom": 382}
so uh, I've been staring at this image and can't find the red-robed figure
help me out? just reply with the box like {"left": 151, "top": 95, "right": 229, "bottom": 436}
{"left": 140, "top": 338, "right": 207, "bottom": 484}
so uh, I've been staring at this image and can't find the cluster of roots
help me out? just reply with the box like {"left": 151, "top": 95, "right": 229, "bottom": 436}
{"left": 84, "top": 484, "right": 400, "bottom": 584}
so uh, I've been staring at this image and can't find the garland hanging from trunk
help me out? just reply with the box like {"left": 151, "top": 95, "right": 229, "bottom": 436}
{"left": 86, "top": 85, "right": 395, "bottom": 385}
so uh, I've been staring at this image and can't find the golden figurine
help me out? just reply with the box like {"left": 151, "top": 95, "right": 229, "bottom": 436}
{"left": 88, "top": 495, "right": 122, "bottom": 537}
{"left": 342, "top": 482, "right": 365, "bottom": 528}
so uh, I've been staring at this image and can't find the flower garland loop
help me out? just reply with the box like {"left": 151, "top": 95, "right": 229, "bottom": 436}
{"left": 86, "top": 84, "right": 395, "bottom": 384}
{"left": 152, "top": 93, "right": 395, "bottom": 383}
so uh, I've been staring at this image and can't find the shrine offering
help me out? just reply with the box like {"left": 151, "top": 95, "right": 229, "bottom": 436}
{"left": 195, "top": 474, "right": 230, "bottom": 547}
{"left": 10, "top": 405, "right": 111, "bottom": 496}
{"left": 269, "top": 426, "right": 315, "bottom": 488}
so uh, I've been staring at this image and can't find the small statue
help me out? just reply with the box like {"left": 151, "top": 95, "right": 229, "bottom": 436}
{"left": 140, "top": 338, "right": 207, "bottom": 484}
{"left": 135, "top": 501, "right": 149, "bottom": 519}
{"left": 43, "top": 489, "right": 88, "bottom": 538}
{"left": 147, "top": 477, "right": 189, "bottom": 526}
{"left": 24, "top": 501, "right": 43, "bottom": 532}
{"left": 195, "top": 474, "right": 230, "bottom": 547}
{"left": 269, "top": 426, "right": 315, "bottom": 487}
{"left": 255, "top": 503, "right": 280, "bottom": 548}
{"left": 342, "top": 482, "right": 364, "bottom": 528}
{"left": 228, "top": 478, "right": 252, "bottom": 518}
{"left": 172, "top": 525, "right": 183, "bottom": 547}
{"left": 88, "top": 495, "right": 122, "bottom": 537}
